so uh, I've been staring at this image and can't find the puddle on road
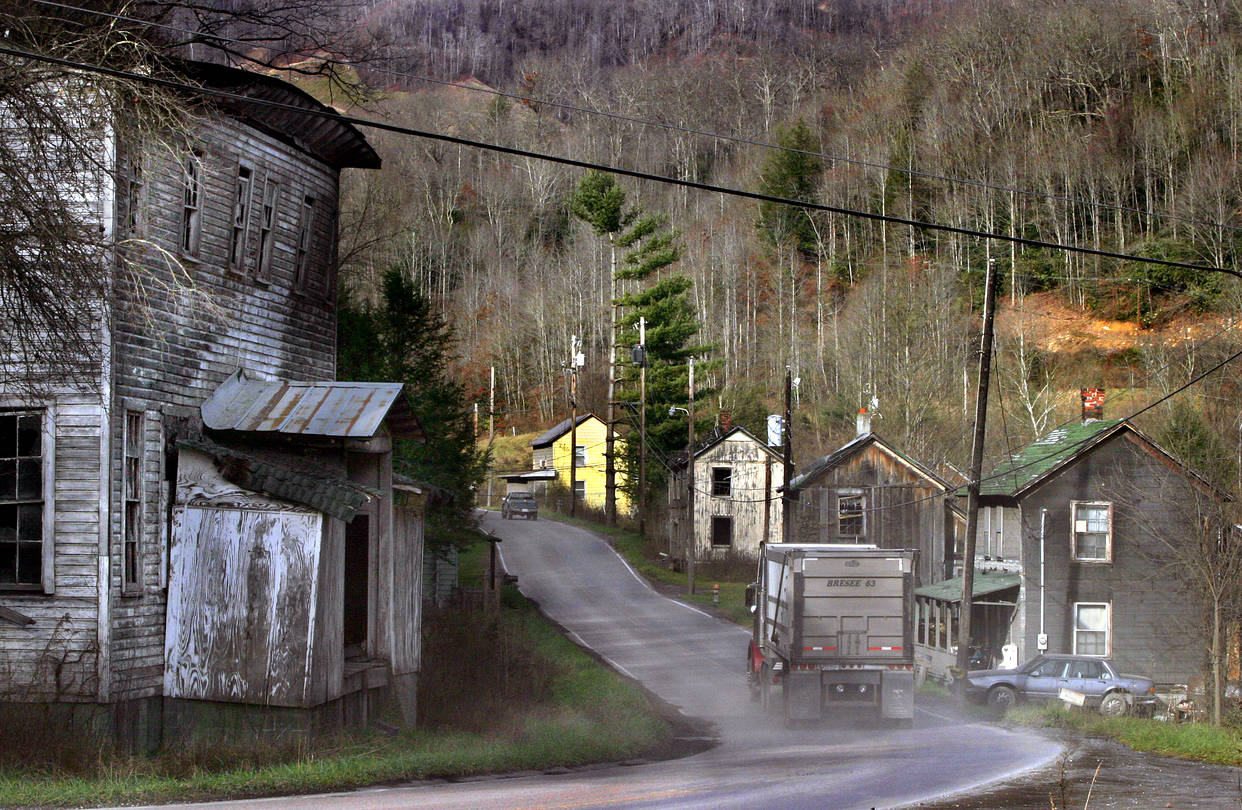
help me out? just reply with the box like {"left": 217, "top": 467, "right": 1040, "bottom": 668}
{"left": 908, "top": 731, "right": 1242, "bottom": 809}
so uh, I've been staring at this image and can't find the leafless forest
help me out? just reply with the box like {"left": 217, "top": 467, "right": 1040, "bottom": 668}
{"left": 340, "top": 0, "right": 1242, "bottom": 480}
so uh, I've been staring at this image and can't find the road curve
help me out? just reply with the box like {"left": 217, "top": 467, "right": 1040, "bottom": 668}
{"left": 108, "top": 514, "right": 1060, "bottom": 810}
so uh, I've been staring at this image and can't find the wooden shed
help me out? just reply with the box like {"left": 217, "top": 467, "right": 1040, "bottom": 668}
{"left": 161, "top": 372, "right": 423, "bottom": 733}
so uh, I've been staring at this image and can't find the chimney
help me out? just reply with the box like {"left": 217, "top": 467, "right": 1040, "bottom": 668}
{"left": 719, "top": 410, "right": 733, "bottom": 430}
{"left": 856, "top": 407, "right": 872, "bottom": 437}
{"left": 1080, "top": 388, "right": 1105, "bottom": 422}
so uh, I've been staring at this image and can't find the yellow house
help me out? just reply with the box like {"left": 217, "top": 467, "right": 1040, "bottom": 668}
{"left": 502, "top": 414, "right": 630, "bottom": 513}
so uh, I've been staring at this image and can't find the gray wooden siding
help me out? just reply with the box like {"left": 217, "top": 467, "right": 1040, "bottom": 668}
{"left": 106, "top": 111, "right": 343, "bottom": 700}
{"left": 0, "top": 393, "right": 105, "bottom": 701}
{"left": 1014, "top": 434, "right": 1205, "bottom": 683}
{"left": 790, "top": 446, "right": 949, "bottom": 586}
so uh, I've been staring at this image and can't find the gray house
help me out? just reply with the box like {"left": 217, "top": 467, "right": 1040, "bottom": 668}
{"left": 915, "top": 391, "right": 1224, "bottom": 684}
{"left": 0, "top": 61, "right": 423, "bottom": 745}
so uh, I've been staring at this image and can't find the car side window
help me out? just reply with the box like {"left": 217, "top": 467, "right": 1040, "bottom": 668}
{"left": 1032, "top": 660, "right": 1067, "bottom": 678}
{"left": 1070, "top": 661, "right": 1103, "bottom": 679}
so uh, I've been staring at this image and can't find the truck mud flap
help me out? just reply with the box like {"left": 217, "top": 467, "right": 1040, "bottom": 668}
{"left": 783, "top": 669, "right": 823, "bottom": 722}
{"left": 880, "top": 669, "right": 914, "bottom": 719}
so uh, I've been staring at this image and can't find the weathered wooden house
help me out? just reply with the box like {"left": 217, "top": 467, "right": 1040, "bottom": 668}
{"left": 785, "top": 411, "right": 962, "bottom": 587}
{"left": 0, "top": 60, "right": 424, "bottom": 745}
{"left": 938, "top": 394, "right": 1224, "bottom": 684}
{"left": 500, "top": 413, "right": 630, "bottom": 513}
{"left": 667, "top": 425, "right": 785, "bottom": 561}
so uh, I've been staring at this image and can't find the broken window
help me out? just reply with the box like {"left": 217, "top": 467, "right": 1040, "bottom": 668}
{"left": 838, "top": 490, "right": 864, "bottom": 538}
{"left": 711, "top": 515, "right": 732, "bottom": 547}
{"left": 122, "top": 410, "right": 144, "bottom": 594}
{"left": 256, "top": 175, "right": 279, "bottom": 282}
{"left": 1072, "top": 501, "right": 1112, "bottom": 562}
{"left": 228, "top": 165, "right": 253, "bottom": 272}
{"left": 711, "top": 467, "right": 732, "bottom": 497}
{"left": 181, "top": 150, "right": 203, "bottom": 258}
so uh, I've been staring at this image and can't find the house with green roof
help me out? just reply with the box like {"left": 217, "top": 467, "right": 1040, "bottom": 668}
{"left": 941, "top": 393, "right": 1225, "bottom": 687}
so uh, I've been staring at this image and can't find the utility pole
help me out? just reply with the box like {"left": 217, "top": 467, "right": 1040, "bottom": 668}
{"left": 686, "top": 356, "right": 696, "bottom": 596}
{"left": 569, "top": 336, "right": 583, "bottom": 518}
{"left": 955, "top": 258, "right": 998, "bottom": 698}
{"left": 637, "top": 317, "right": 648, "bottom": 537}
{"left": 487, "top": 366, "right": 495, "bottom": 509}
{"left": 605, "top": 236, "right": 618, "bottom": 525}
{"left": 782, "top": 368, "right": 794, "bottom": 543}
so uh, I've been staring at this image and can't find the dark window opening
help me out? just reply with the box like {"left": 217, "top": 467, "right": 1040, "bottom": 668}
{"left": 711, "top": 467, "right": 732, "bottom": 497}
{"left": 711, "top": 515, "right": 733, "bottom": 547}
{"left": 344, "top": 515, "right": 370, "bottom": 651}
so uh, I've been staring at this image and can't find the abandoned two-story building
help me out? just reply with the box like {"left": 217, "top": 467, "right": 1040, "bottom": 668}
{"left": 0, "top": 59, "right": 425, "bottom": 746}
{"left": 667, "top": 422, "right": 785, "bottom": 561}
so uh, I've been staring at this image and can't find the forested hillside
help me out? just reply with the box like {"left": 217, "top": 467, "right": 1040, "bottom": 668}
{"left": 340, "top": 0, "right": 1242, "bottom": 486}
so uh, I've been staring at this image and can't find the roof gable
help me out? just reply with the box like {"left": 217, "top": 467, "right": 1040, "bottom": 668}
{"left": 789, "top": 432, "right": 948, "bottom": 491}
{"left": 531, "top": 413, "right": 599, "bottom": 448}
{"left": 693, "top": 425, "right": 784, "bottom": 462}
{"left": 979, "top": 419, "right": 1126, "bottom": 497}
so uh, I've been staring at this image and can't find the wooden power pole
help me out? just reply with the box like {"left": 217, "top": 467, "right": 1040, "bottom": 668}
{"left": 955, "top": 258, "right": 998, "bottom": 697}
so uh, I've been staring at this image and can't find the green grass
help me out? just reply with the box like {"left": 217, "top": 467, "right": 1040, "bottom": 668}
{"left": 0, "top": 592, "right": 672, "bottom": 809}
{"left": 1001, "top": 703, "right": 1242, "bottom": 767}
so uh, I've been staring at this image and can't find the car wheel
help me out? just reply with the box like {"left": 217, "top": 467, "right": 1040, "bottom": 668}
{"left": 987, "top": 685, "right": 1017, "bottom": 711}
{"left": 1099, "top": 692, "right": 1129, "bottom": 717}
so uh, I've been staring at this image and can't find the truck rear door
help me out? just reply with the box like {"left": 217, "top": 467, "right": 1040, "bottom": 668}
{"left": 795, "top": 553, "right": 910, "bottom": 664}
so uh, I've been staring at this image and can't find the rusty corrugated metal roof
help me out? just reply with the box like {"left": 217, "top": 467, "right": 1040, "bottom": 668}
{"left": 202, "top": 368, "right": 403, "bottom": 438}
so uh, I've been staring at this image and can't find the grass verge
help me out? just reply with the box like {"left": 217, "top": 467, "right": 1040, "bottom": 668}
{"left": 0, "top": 589, "right": 673, "bottom": 809}
{"left": 999, "top": 703, "right": 1242, "bottom": 767}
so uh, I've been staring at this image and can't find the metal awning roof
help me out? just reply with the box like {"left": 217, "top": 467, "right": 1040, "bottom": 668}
{"left": 916, "top": 571, "right": 1021, "bottom": 602}
{"left": 499, "top": 469, "right": 557, "bottom": 481}
{"left": 202, "top": 368, "right": 404, "bottom": 439}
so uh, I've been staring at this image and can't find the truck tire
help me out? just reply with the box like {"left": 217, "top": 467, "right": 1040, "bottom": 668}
{"left": 1099, "top": 692, "right": 1129, "bottom": 717}
{"left": 987, "top": 685, "right": 1017, "bottom": 711}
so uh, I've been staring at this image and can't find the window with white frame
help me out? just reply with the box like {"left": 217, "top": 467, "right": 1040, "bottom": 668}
{"left": 573, "top": 480, "right": 586, "bottom": 501}
{"left": 0, "top": 409, "right": 51, "bottom": 591}
{"left": 574, "top": 445, "right": 586, "bottom": 468}
{"left": 122, "top": 410, "right": 144, "bottom": 595}
{"left": 1073, "top": 602, "right": 1111, "bottom": 656}
{"left": 180, "top": 150, "right": 203, "bottom": 258}
{"left": 711, "top": 467, "right": 732, "bottom": 497}
{"left": 838, "top": 490, "right": 864, "bottom": 538}
{"left": 1072, "top": 501, "right": 1112, "bottom": 562}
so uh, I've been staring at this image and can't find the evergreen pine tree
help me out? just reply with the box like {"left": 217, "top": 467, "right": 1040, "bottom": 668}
{"left": 756, "top": 119, "right": 823, "bottom": 257}
{"left": 570, "top": 171, "right": 713, "bottom": 505}
{"left": 338, "top": 268, "right": 489, "bottom": 550}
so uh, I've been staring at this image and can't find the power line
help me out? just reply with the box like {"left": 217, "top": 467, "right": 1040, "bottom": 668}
{"left": 24, "top": 0, "right": 1242, "bottom": 237}
{"left": 4, "top": 42, "right": 1238, "bottom": 280}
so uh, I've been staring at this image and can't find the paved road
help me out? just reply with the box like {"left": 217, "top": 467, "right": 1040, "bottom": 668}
{"left": 114, "top": 515, "right": 1061, "bottom": 810}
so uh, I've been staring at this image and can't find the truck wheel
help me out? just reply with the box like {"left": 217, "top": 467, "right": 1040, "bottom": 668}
{"left": 1099, "top": 692, "right": 1129, "bottom": 717}
{"left": 987, "top": 685, "right": 1016, "bottom": 711}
